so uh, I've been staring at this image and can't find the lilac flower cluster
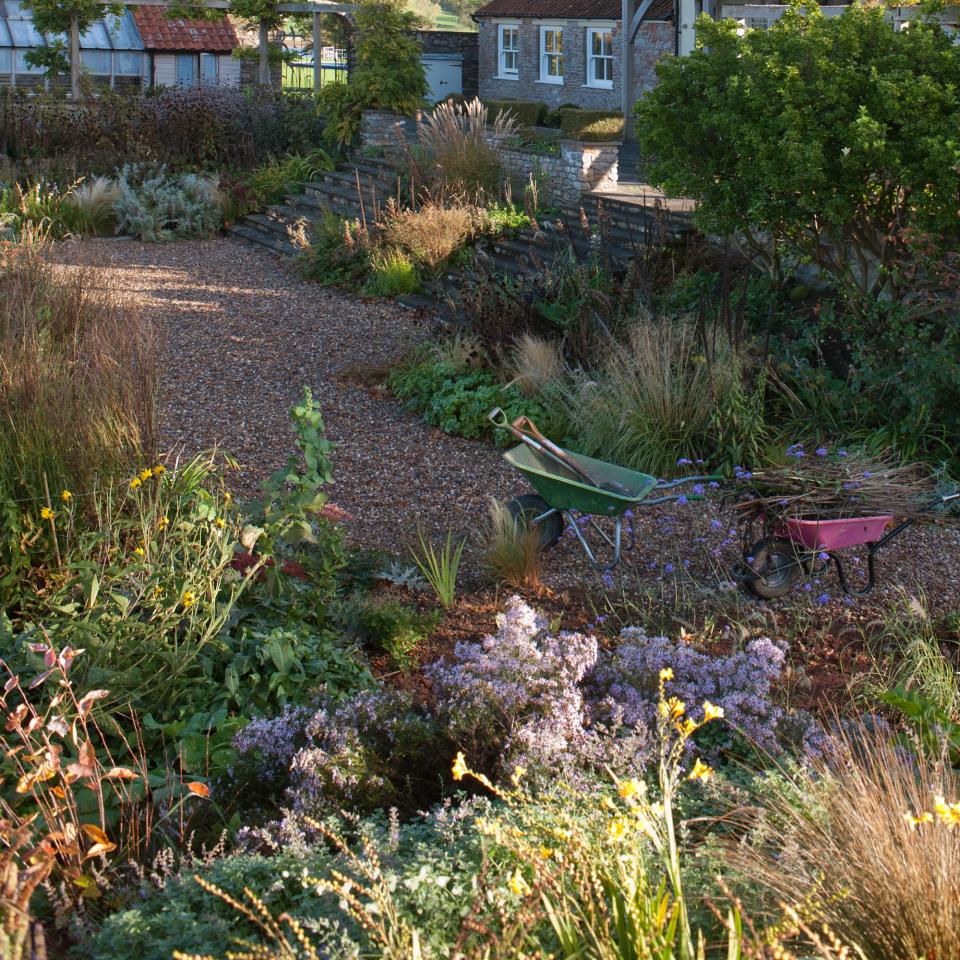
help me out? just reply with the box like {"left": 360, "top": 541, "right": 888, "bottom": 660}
{"left": 589, "top": 630, "right": 795, "bottom": 753}
{"left": 426, "top": 597, "right": 600, "bottom": 771}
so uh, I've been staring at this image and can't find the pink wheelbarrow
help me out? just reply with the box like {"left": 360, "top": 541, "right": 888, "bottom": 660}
{"left": 736, "top": 493, "right": 960, "bottom": 599}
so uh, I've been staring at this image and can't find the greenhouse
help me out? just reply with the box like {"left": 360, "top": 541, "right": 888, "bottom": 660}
{"left": 0, "top": 0, "right": 144, "bottom": 89}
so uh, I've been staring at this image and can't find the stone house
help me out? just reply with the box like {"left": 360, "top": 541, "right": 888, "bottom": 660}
{"left": 472, "top": 0, "right": 674, "bottom": 112}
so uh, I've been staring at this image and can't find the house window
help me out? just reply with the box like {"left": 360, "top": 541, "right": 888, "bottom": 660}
{"left": 586, "top": 27, "right": 613, "bottom": 87}
{"left": 200, "top": 52, "right": 218, "bottom": 84}
{"left": 497, "top": 23, "right": 518, "bottom": 77}
{"left": 539, "top": 25, "right": 563, "bottom": 83}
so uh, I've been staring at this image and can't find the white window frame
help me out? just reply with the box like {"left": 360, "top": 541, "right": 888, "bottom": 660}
{"left": 538, "top": 24, "right": 563, "bottom": 84}
{"left": 496, "top": 22, "right": 519, "bottom": 79}
{"left": 585, "top": 25, "right": 614, "bottom": 89}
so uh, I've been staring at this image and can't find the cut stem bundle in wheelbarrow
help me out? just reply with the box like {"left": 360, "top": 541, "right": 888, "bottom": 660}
{"left": 733, "top": 449, "right": 952, "bottom": 521}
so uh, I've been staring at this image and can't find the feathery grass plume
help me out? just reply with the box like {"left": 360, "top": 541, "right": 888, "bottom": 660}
{"left": 64, "top": 175, "right": 119, "bottom": 235}
{"left": 506, "top": 334, "right": 564, "bottom": 397}
{"left": 730, "top": 725, "right": 960, "bottom": 960}
{"left": 483, "top": 498, "right": 543, "bottom": 591}
{"left": 379, "top": 202, "right": 478, "bottom": 271}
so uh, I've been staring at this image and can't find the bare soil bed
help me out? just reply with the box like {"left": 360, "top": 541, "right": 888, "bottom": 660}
{"left": 51, "top": 237, "right": 960, "bottom": 642}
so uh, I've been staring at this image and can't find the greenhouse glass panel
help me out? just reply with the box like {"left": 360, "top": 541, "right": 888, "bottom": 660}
{"left": 114, "top": 50, "right": 143, "bottom": 75}
{"left": 110, "top": 11, "right": 143, "bottom": 50}
{"left": 8, "top": 18, "right": 43, "bottom": 46}
{"left": 0, "top": 47, "right": 10, "bottom": 72}
{"left": 14, "top": 49, "right": 43, "bottom": 73}
{"left": 80, "top": 21, "right": 111, "bottom": 49}
{"left": 0, "top": 19, "right": 11, "bottom": 46}
{"left": 81, "top": 49, "right": 110, "bottom": 73}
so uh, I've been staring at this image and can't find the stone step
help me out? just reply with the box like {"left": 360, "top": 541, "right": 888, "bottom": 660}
{"left": 228, "top": 222, "right": 300, "bottom": 258}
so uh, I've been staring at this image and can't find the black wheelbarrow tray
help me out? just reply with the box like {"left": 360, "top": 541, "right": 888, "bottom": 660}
{"left": 498, "top": 440, "right": 718, "bottom": 574}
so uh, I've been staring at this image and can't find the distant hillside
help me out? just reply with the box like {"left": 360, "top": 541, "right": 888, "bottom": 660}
{"left": 407, "top": 0, "right": 482, "bottom": 30}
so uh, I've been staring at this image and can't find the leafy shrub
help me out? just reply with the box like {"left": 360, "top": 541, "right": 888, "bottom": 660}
{"left": 0, "top": 235, "right": 157, "bottom": 511}
{"left": 638, "top": 3, "right": 960, "bottom": 317}
{"left": 363, "top": 248, "right": 421, "bottom": 297}
{"left": 358, "top": 595, "right": 439, "bottom": 669}
{"left": 388, "top": 354, "right": 566, "bottom": 445}
{"left": 483, "top": 99, "right": 547, "bottom": 128}
{"left": 298, "top": 212, "right": 373, "bottom": 286}
{"left": 1, "top": 87, "right": 324, "bottom": 174}
{"left": 113, "top": 165, "right": 222, "bottom": 241}
{"left": 559, "top": 109, "right": 624, "bottom": 141}
{"left": 318, "top": 0, "right": 427, "bottom": 147}
{"left": 245, "top": 149, "right": 335, "bottom": 211}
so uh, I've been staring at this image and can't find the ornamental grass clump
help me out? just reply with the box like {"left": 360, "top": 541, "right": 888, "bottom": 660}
{"left": 733, "top": 728, "right": 960, "bottom": 960}
{"left": 0, "top": 233, "right": 158, "bottom": 503}
{"left": 483, "top": 498, "right": 545, "bottom": 590}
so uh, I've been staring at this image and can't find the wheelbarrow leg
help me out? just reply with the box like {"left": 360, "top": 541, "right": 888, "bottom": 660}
{"left": 828, "top": 549, "right": 878, "bottom": 596}
{"left": 564, "top": 512, "right": 623, "bottom": 575}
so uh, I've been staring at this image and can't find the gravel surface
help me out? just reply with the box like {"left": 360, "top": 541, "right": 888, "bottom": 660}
{"left": 52, "top": 237, "right": 960, "bottom": 619}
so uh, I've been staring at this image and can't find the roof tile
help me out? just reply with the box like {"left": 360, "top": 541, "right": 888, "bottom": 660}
{"left": 132, "top": 6, "right": 238, "bottom": 52}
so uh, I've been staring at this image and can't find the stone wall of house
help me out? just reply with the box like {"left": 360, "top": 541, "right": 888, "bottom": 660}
{"left": 477, "top": 18, "right": 668, "bottom": 111}
{"left": 477, "top": 19, "right": 619, "bottom": 110}
{"left": 633, "top": 21, "right": 673, "bottom": 99}
{"left": 417, "top": 29, "right": 479, "bottom": 100}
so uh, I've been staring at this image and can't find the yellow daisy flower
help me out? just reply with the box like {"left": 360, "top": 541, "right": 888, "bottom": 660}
{"left": 688, "top": 758, "right": 714, "bottom": 782}
{"left": 702, "top": 701, "right": 725, "bottom": 722}
{"left": 40, "top": 507, "right": 55, "bottom": 521}
{"left": 60, "top": 489, "right": 73, "bottom": 503}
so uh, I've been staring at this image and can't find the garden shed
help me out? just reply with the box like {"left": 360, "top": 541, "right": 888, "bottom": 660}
{"left": 131, "top": 5, "right": 240, "bottom": 87}
{"left": 0, "top": 0, "right": 145, "bottom": 89}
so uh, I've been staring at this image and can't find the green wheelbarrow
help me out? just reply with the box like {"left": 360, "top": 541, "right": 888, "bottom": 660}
{"left": 489, "top": 408, "right": 720, "bottom": 574}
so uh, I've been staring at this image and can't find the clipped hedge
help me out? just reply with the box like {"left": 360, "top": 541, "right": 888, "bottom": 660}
{"left": 560, "top": 109, "right": 624, "bottom": 142}
{"left": 484, "top": 99, "right": 547, "bottom": 127}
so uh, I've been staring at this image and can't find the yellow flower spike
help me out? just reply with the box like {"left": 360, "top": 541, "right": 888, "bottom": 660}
{"left": 659, "top": 696, "right": 685, "bottom": 721}
{"left": 40, "top": 507, "right": 55, "bottom": 521}
{"left": 688, "top": 758, "right": 714, "bottom": 782}
{"left": 617, "top": 778, "right": 646, "bottom": 801}
{"left": 508, "top": 868, "right": 531, "bottom": 896}
{"left": 129, "top": 477, "right": 141, "bottom": 490}
{"left": 677, "top": 718, "right": 699, "bottom": 738}
{"left": 510, "top": 765, "right": 526, "bottom": 787}
{"left": 607, "top": 817, "right": 631, "bottom": 842}
{"left": 153, "top": 464, "right": 166, "bottom": 475}
{"left": 223, "top": 491, "right": 232, "bottom": 506}
{"left": 60, "top": 489, "right": 72, "bottom": 503}
{"left": 139, "top": 468, "right": 153, "bottom": 482}
{"left": 903, "top": 811, "right": 934, "bottom": 828}
{"left": 659, "top": 667, "right": 674, "bottom": 682}
{"left": 181, "top": 590, "right": 196, "bottom": 609}
{"left": 702, "top": 701, "right": 725, "bottom": 722}
{"left": 213, "top": 517, "right": 226, "bottom": 530}
{"left": 451, "top": 752, "right": 468, "bottom": 782}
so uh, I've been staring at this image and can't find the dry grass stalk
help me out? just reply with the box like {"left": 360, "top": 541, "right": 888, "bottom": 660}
{"left": 0, "top": 232, "right": 159, "bottom": 498}
{"left": 483, "top": 498, "right": 543, "bottom": 591}
{"left": 731, "top": 727, "right": 960, "bottom": 960}
{"left": 734, "top": 451, "right": 946, "bottom": 520}
{"left": 506, "top": 334, "right": 563, "bottom": 396}
{"left": 380, "top": 202, "right": 478, "bottom": 271}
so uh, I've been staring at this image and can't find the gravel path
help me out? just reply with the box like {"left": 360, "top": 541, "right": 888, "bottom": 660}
{"left": 52, "top": 237, "right": 960, "bottom": 618}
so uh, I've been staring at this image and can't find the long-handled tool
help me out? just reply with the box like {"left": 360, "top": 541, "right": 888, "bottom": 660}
{"left": 488, "top": 408, "right": 629, "bottom": 495}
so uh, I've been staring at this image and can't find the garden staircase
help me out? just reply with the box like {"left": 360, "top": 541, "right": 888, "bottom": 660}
{"left": 227, "top": 154, "right": 404, "bottom": 257}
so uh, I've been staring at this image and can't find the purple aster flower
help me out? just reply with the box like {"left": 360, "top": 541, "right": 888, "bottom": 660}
{"left": 677, "top": 457, "right": 693, "bottom": 466}
{"left": 838, "top": 449, "right": 848, "bottom": 457}
{"left": 693, "top": 483, "right": 705, "bottom": 495}
{"left": 863, "top": 471, "right": 872, "bottom": 479}
{"left": 708, "top": 481, "right": 720, "bottom": 489}
{"left": 710, "top": 519, "right": 723, "bottom": 529}
{"left": 815, "top": 447, "right": 828, "bottom": 457}
{"left": 601, "top": 572, "right": 614, "bottom": 588}
{"left": 818, "top": 551, "right": 830, "bottom": 561}
{"left": 664, "top": 562, "right": 674, "bottom": 573}
{"left": 677, "top": 495, "right": 688, "bottom": 505}
{"left": 816, "top": 593, "right": 830, "bottom": 605}
{"left": 803, "top": 583, "right": 812, "bottom": 591}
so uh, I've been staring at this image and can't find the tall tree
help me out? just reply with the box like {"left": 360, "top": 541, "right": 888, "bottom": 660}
{"left": 21, "top": 0, "right": 122, "bottom": 99}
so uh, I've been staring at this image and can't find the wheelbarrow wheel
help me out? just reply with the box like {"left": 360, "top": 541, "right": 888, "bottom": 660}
{"left": 744, "top": 537, "right": 804, "bottom": 599}
{"left": 507, "top": 494, "right": 564, "bottom": 549}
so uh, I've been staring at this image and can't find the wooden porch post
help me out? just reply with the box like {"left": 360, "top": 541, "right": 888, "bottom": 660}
{"left": 258, "top": 18, "right": 270, "bottom": 85}
{"left": 70, "top": 10, "right": 81, "bottom": 99}
{"left": 312, "top": 10, "right": 321, "bottom": 91}
{"left": 621, "top": 0, "right": 635, "bottom": 139}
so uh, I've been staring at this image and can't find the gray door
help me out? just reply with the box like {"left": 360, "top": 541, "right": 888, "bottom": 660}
{"left": 422, "top": 54, "right": 462, "bottom": 104}
{"left": 177, "top": 53, "right": 196, "bottom": 86}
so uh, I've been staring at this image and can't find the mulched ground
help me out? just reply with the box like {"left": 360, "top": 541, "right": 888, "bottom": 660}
{"left": 52, "top": 236, "right": 960, "bottom": 664}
